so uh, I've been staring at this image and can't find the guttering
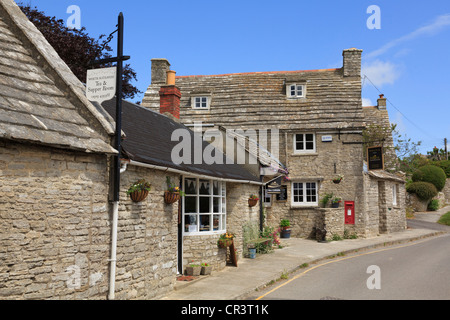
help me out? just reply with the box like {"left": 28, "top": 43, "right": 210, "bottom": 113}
{"left": 128, "top": 160, "right": 264, "bottom": 185}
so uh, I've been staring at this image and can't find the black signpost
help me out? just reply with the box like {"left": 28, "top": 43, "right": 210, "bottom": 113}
{"left": 89, "top": 13, "right": 129, "bottom": 202}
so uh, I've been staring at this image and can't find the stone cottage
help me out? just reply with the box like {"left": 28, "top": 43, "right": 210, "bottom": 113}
{"left": 142, "top": 49, "right": 407, "bottom": 240}
{"left": 0, "top": 0, "right": 261, "bottom": 300}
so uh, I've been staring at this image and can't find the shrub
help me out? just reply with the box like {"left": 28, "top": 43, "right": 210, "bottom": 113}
{"left": 428, "top": 199, "right": 440, "bottom": 211}
{"left": 432, "top": 160, "right": 450, "bottom": 178}
{"left": 406, "top": 181, "right": 438, "bottom": 201}
{"left": 412, "top": 165, "right": 446, "bottom": 191}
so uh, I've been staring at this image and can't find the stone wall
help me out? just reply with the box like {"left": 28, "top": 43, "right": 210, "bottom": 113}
{"left": 264, "top": 131, "right": 366, "bottom": 239}
{"left": 0, "top": 141, "right": 111, "bottom": 299}
{"left": 116, "top": 165, "right": 179, "bottom": 300}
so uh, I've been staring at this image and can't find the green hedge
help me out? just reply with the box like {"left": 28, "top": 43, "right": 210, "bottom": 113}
{"left": 412, "top": 165, "right": 446, "bottom": 191}
{"left": 406, "top": 181, "right": 438, "bottom": 201}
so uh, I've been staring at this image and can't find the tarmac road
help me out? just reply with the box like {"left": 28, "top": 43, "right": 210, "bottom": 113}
{"left": 253, "top": 230, "right": 450, "bottom": 300}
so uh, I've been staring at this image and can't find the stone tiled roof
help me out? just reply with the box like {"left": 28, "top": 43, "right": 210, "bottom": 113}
{"left": 0, "top": 0, "right": 116, "bottom": 154}
{"left": 142, "top": 68, "right": 365, "bottom": 131}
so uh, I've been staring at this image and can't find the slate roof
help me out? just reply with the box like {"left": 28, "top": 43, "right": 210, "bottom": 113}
{"left": 101, "top": 99, "right": 261, "bottom": 182}
{"left": 0, "top": 0, "right": 116, "bottom": 154}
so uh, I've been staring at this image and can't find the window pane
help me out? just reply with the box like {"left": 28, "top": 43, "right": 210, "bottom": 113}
{"left": 200, "top": 215, "right": 210, "bottom": 232}
{"left": 306, "top": 183, "right": 317, "bottom": 202}
{"left": 185, "top": 215, "right": 197, "bottom": 233}
{"left": 213, "top": 215, "right": 220, "bottom": 231}
{"left": 297, "top": 85, "right": 303, "bottom": 96}
{"left": 199, "top": 180, "right": 210, "bottom": 195}
{"left": 184, "top": 196, "right": 196, "bottom": 213}
{"left": 305, "top": 134, "right": 314, "bottom": 150}
{"left": 296, "top": 134, "right": 304, "bottom": 150}
{"left": 213, "top": 197, "right": 220, "bottom": 213}
{"left": 213, "top": 181, "right": 219, "bottom": 195}
{"left": 290, "top": 85, "right": 296, "bottom": 96}
{"left": 185, "top": 178, "right": 197, "bottom": 195}
{"left": 221, "top": 198, "right": 226, "bottom": 213}
{"left": 199, "top": 196, "right": 210, "bottom": 213}
{"left": 221, "top": 215, "right": 226, "bottom": 230}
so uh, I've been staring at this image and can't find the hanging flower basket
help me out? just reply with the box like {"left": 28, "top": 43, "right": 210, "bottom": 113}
{"left": 164, "top": 191, "right": 180, "bottom": 204}
{"left": 130, "top": 190, "right": 149, "bottom": 203}
{"left": 248, "top": 195, "right": 259, "bottom": 207}
{"left": 127, "top": 179, "right": 151, "bottom": 203}
{"left": 332, "top": 174, "right": 344, "bottom": 184}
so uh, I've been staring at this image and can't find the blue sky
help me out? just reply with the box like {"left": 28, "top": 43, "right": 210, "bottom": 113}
{"left": 20, "top": 0, "right": 450, "bottom": 154}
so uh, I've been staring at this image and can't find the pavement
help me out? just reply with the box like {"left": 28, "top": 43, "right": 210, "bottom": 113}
{"left": 160, "top": 205, "right": 450, "bottom": 300}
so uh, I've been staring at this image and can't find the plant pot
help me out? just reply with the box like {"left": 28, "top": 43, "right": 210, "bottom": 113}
{"left": 248, "top": 199, "right": 258, "bottom": 207}
{"left": 201, "top": 266, "right": 212, "bottom": 275}
{"left": 130, "top": 190, "right": 149, "bottom": 202}
{"left": 218, "top": 239, "right": 233, "bottom": 248}
{"left": 280, "top": 229, "right": 291, "bottom": 239}
{"left": 248, "top": 248, "right": 256, "bottom": 259}
{"left": 331, "top": 202, "right": 340, "bottom": 208}
{"left": 185, "top": 266, "right": 201, "bottom": 276}
{"left": 164, "top": 191, "right": 180, "bottom": 204}
{"left": 333, "top": 180, "right": 341, "bottom": 184}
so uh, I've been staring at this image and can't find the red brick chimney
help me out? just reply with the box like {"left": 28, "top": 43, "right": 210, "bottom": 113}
{"left": 159, "top": 70, "right": 180, "bottom": 119}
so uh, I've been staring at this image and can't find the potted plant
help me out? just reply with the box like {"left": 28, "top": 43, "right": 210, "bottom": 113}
{"left": 331, "top": 197, "right": 342, "bottom": 208}
{"left": 332, "top": 174, "right": 344, "bottom": 184}
{"left": 201, "top": 263, "right": 212, "bottom": 275}
{"left": 217, "top": 232, "right": 235, "bottom": 248}
{"left": 248, "top": 194, "right": 259, "bottom": 207}
{"left": 280, "top": 219, "right": 291, "bottom": 239}
{"left": 185, "top": 261, "right": 201, "bottom": 276}
{"left": 164, "top": 176, "right": 185, "bottom": 204}
{"left": 127, "top": 179, "right": 151, "bottom": 202}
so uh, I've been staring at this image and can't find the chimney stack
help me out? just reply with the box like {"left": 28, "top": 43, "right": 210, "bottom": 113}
{"left": 159, "top": 70, "right": 181, "bottom": 119}
{"left": 342, "top": 48, "right": 363, "bottom": 78}
{"left": 151, "top": 58, "right": 171, "bottom": 85}
{"left": 377, "top": 94, "right": 387, "bottom": 110}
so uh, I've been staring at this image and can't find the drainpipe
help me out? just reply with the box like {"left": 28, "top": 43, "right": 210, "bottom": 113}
{"left": 108, "top": 161, "right": 128, "bottom": 300}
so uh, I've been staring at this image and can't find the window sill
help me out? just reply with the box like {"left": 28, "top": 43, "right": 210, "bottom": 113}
{"left": 291, "top": 152, "right": 318, "bottom": 157}
{"left": 290, "top": 205, "right": 319, "bottom": 210}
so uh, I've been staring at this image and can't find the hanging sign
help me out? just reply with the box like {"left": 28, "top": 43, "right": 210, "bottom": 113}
{"left": 266, "top": 177, "right": 282, "bottom": 194}
{"left": 86, "top": 67, "right": 117, "bottom": 103}
{"left": 367, "top": 146, "right": 384, "bottom": 170}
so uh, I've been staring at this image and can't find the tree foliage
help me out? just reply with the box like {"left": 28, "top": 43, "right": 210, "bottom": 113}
{"left": 19, "top": 3, "right": 141, "bottom": 100}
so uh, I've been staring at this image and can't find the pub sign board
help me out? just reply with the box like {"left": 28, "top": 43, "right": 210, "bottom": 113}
{"left": 266, "top": 177, "right": 282, "bottom": 195}
{"left": 367, "top": 146, "right": 384, "bottom": 170}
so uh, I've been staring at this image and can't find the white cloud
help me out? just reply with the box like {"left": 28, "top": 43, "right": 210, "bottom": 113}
{"left": 362, "top": 60, "right": 401, "bottom": 88}
{"left": 365, "top": 13, "right": 450, "bottom": 60}
{"left": 362, "top": 98, "right": 373, "bottom": 107}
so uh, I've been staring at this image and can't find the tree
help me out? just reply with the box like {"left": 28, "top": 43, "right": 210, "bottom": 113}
{"left": 19, "top": 4, "right": 141, "bottom": 100}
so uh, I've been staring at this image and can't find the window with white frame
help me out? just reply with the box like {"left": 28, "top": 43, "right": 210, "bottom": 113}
{"left": 392, "top": 184, "right": 398, "bottom": 206}
{"left": 294, "top": 133, "right": 316, "bottom": 153}
{"left": 292, "top": 181, "right": 318, "bottom": 206}
{"left": 287, "top": 83, "right": 305, "bottom": 98}
{"left": 192, "top": 96, "right": 210, "bottom": 109}
{"left": 183, "top": 177, "right": 226, "bottom": 235}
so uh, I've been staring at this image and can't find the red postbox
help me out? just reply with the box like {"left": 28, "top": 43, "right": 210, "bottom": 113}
{"left": 344, "top": 201, "right": 355, "bottom": 225}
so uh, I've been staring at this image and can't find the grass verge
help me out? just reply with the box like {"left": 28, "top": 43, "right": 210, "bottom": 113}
{"left": 437, "top": 211, "right": 450, "bottom": 226}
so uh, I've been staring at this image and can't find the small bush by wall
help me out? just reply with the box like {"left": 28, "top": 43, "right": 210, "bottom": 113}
{"left": 406, "top": 181, "right": 438, "bottom": 201}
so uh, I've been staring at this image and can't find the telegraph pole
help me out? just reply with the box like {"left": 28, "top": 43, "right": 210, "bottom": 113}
{"left": 445, "top": 138, "right": 448, "bottom": 160}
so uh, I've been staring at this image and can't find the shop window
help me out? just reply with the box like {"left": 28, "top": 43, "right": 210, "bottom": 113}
{"left": 183, "top": 177, "right": 226, "bottom": 235}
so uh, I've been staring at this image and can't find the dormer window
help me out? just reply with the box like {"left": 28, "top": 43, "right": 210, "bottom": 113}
{"left": 191, "top": 96, "right": 210, "bottom": 109}
{"left": 287, "top": 83, "right": 305, "bottom": 98}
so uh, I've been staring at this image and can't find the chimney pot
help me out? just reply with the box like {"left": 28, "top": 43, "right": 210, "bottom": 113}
{"left": 166, "top": 70, "right": 176, "bottom": 86}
